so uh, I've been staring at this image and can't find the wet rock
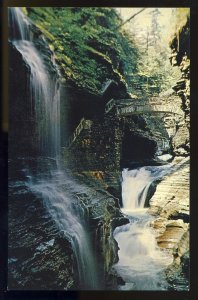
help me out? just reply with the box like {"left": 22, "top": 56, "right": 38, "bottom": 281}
{"left": 105, "top": 269, "right": 125, "bottom": 290}
{"left": 111, "top": 217, "right": 129, "bottom": 231}
{"left": 156, "top": 220, "right": 188, "bottom": 250}
{"left": 150, "top": 217, "right": 167, "bottom": 235}
{"left": 165, "top": 250, "right": 189, "bottom": 291}
{"left": 8, "top": 166, "right": 75, "bottom": 290}
{"left": 63, "top": 111, "right": 170, "bottom": 172}
{"left": 70, "top": 172, "right": 129, "bottom": 288}
{"left": 149, "top": 157, "right": 189, "bottom": 220}
{"left": 148, "top": 157, "right": 189, "bottom": 287}
{"left": 169, "top": 17, "right": 190, "bottom": 155}
{"left": 172, "top": 125, "right": 189, "bottom": 156}
{"left": 9, "top": 42, "right": 40, "bottom": 157}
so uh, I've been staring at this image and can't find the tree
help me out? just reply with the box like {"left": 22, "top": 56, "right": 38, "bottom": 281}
{"left": 126, "top": 8, "right": 181, "bottom": 98}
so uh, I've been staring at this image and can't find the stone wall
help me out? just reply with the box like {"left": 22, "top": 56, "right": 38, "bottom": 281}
{"left": 147, "top": 17, "right": 190, "bottom": 288}
{"left": 63, "top": 114, "right": 121, "bottom": 172}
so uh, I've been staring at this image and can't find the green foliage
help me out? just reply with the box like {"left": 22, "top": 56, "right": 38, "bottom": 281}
{"left": 28, "top": 8, "right": 181, "bottom": 99}
{"left": 28, "top": 7, "right": 139, "bottom": 95}
{"left": 127, "top": 8, "right": 181, "bottom": 98}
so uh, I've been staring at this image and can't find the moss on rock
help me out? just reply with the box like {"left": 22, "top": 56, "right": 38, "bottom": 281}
{"left": 27, "top": 7, "right": 139, "bottom": 96}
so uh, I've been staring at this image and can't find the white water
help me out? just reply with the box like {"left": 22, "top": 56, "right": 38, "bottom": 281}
{"left": 113, "top": 166, "right": 174, "bottom": 290}
{"left": 9, "top": 6, "right": 60, "bottom": 157}
{"left": 9, "top": 7, "right": 99, "bottom": 289}
{"left": 27, "top": 169, "right": 99, "bottom": 289}
{"left": 9, "top": 7, "right": 30, "bottom": 40}
{"left": 12, "top": 39, "right": 60, "bottom": 156}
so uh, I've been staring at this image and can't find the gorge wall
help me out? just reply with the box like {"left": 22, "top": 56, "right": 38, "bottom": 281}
{"left": 170, "top": 16, "right": 190, "bottom": 157}
{"left": 63, "top": 112, "right": 169, "bottom": 172}
{"left": 62, "top": 14, "right": 190, "bottom": 289}
{"left": 148, "top": 16, "right": 190, "bottom": 289}
{"left": 8, "top": 8, "right": 133, "bottom": 289}
{"left": 9, "top": 7, "right": 190, "bottom": 290}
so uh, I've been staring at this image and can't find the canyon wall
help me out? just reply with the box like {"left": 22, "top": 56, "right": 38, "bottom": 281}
{"left": 148, "top": 16, "right": 190, "bottom": 289}
{"left": 9, "top": 8, "right": 190, "bottom": 290}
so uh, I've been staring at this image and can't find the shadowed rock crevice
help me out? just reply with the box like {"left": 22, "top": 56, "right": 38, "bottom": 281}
{"left": 121, "top": 131, "right": 157, "bottom": 168}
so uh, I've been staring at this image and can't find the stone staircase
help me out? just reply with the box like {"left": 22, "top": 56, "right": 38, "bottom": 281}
{"left": 66, "top": 118, "right": 92, "bottom": 148}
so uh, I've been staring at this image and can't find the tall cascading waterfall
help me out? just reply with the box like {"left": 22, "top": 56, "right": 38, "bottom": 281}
{"left": 113, "top": 165, "right": 175, "bottom": 290}
{"left": 9, "top": 7, "right": 60, "bottom": 157}
{"left": 9, "top": 7, "right": 99, "bottom": 289}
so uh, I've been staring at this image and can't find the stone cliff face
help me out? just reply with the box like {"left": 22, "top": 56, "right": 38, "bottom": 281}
{"left": 149, "top": 157, "right": 189, "bottom": 289}
{"left": 147, "top": 17, "right": 190, "bottom": 289}
{"left": 169, "top": 16, "right": 190, "bottom": 157}
{"left": 58, "top": 171, "right": 129, "bottom": 289}
{"left": 62, "top": 109, "right": 171, "bottom": 213}
{"left": 8, "top": 158, "right": 129, "bottom": 290}
{"left": 63, "top": 112, "right": 170, "bottom": 172}
{"left": 8, "top": 160, "right": 75, "bottom": 290}
{"left": 9, "top": 8, "right": 190, "bottom": 290}
{"left": 9, "top": 17, "right": 129, "bottom": 288}
{"left": 151, "top": 91, "right": 189, "bottom": 157}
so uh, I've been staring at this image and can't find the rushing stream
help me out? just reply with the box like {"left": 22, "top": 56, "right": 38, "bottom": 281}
{"left": 9, "top": 7, "right": 99, "bottom": 290}
{"left": 113, "top": 166, "right": 175, "bottom": 290}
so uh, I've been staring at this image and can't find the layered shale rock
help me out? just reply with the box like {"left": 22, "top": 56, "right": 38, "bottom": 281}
{"left": 148, "top": 17, "right": 190, "bottom": 288}
{"left": 63, "top": 111, "right": 170, "bottom": 173}
{"left": 8, "top": 165, "right": 75, "bottom": 290}
{"left": 73, "top": 171, "right": 129, "bottom": 288}
{"left": 8, "top": 158, "right": 128, "bottom": 290}
{"left": 149, "top": 157, "right": 189, "bottom": 220}
{"left": 149, "top": 157, "right": 189, "bottom": 288}
{"left": 150, "top": 89, "right": 189, "bottom": 157}
{"left": 169, "top": 16, "right": 190, "bottom": 156}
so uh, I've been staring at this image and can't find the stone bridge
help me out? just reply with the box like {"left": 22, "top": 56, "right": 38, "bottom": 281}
{"left": 66, "top": 98, "right": 179, "bottom": 151}
{"left": 105, "top": 98, "right": 183, "bottom": 118}
{"left": 64, "top": 97, "right": 177, "bottom": 171}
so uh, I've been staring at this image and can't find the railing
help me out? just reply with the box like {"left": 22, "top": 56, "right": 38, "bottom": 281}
{"left": 105, "top": 99, "right": 115, "bottom": 113}
{"left": 67, "top": 118, "right": 92, "bottom": 148}
{"left": 101, "top": 80, "right": 114, "bottom": 95}
{"left": 157, "top": 138, "right": 169, "bottom": 149}
{"left": 117, "top": 104, "right": 150, "bottom": 116}
{"left": 117, "top": 104, "right": 182, "bottom": 116}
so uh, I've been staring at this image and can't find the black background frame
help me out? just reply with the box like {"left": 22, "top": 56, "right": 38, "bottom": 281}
{"left": 0, "top": 1, "right": 197, "bottom": 300}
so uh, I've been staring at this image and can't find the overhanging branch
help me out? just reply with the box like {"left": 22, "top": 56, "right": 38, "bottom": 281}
{"left": 117, "top": 8, "right": 147, "bottom": 29}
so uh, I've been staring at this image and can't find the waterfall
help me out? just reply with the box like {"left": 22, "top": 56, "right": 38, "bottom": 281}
{"left": 121, "top": 165, "right": 172, "bottom": 212}
{"left": 28, "top": 169, "right": 99, "bottom": 289}
{"left": 9, "top": 7, "right": 60, "bottom": 157}
{"left": 122, "top": 168, "right": 153, "bottom": 211}
{"left": 9, "top": 7, "right": 99, "bottom": 289}
{"left": 9, "top": 7, "right": 29, "bottom": 40}
{"left": 113, "top": 166, "right": 174, "bottom": 290}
